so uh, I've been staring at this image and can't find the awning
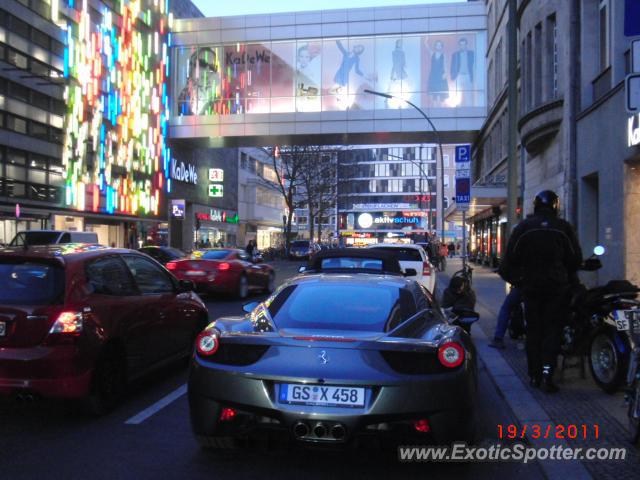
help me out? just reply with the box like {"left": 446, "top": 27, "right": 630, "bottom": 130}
{"left": 445, "top": 185, "right": 507, "bottom": 224}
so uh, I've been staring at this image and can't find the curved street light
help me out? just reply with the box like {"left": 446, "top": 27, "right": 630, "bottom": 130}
{"left": 363, "top": 89, "right": 446, "bottom": 243}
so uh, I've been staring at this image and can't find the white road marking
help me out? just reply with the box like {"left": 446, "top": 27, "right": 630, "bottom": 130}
{"left": 125, "top": 384, "right": 187, "bottom": 425}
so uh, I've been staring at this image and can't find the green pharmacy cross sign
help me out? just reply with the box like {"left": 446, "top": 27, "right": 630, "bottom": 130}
{"left": 208, "top": 184, "right": 224, "bottom": 198}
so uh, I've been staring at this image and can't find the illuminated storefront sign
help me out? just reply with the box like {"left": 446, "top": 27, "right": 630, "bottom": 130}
{"left": 629, "top": 113, "right": 640, "bottom": 147}
{"left": 197, "top": 209, "right": 239, "bottom": 223}
{"left": 209, "top": 168, "right": 224, "bottom": 182}
{"left": 356, "top": 212, "right": 423, "bottom": 230}
{"left": 353, "top": 203, "right": 414, "bottom": 210}
{"left": 208, "top": 184, "right": 224, "bottom": 198}
{"left": 171, "top": 160, "right": 198, "bottom": 184}
{"left": 62, "top": 0, "right": 172, "bottom": 216}
{"left": 175, "top": 31, "right": 486, "bottom": 115}
{"left": 171, "top": 199, "right": 185, "bottom": 219}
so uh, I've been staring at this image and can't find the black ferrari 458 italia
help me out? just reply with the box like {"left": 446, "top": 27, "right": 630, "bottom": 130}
{"left": 188, "top": 249, "right": 479, "bottom": 449}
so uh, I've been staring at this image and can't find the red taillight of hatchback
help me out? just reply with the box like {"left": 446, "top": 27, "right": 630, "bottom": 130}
{"left": 422, "top": 262, "right": 431, "bottom": 276}
{"left": 49, "top": 311, "right": 83, "bottom": 335}
{"left": 166, "top": 262, "right": 177, "bottom": 270}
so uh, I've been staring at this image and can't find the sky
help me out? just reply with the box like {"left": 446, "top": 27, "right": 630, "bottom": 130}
{"left": 191, "top": 0, "right": 466, "bottom": 18}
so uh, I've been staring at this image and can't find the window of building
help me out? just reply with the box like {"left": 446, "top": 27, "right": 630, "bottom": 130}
{"left": 488, "top": 60, "right": 494, "bottom": 103}
{"left": 9, "top": 83, "right": 29, "bottom": 103}
{"left": 546, "top": 14, "right": 558, "bottom": 100}
{"left": 444, "top": 175, "right": 450, "bottom": 188}
{"left": 534, "top": 23, "right": 542, "bottom": 106}
{"left": 443, "top": 154, "right": 450, "bottom": 167}
{"left": 495, "top": 38, "right": 503, "bottom": 95}
{"left": 599, "top": 0, "right": 609, "bottom": 72}
{"left": 526, "top": 32, "right": 532, "bottom": 110}
{"left": 297, "top": 216, "right": 308, "bottom": 225}
{"left": 7, "top": 115, "right": 27, "bottom": 134}
{"left": 7, "top": 49, "right": 28, "bottom": 69}
{"left": 31, "top": 90, "right": 50, "bottom": 111}
{"left": 30, "top": 121, "right": 48, "bottom": 140}
{"left": 10, "top": 16, "right": 29, "bottom": 38}
{"left": 31, "top": 28, "right": 50, "bottom": 50}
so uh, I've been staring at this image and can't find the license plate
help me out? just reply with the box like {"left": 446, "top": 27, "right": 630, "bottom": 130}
{"left": 613, "top": 310, "right": 640, "bottom": 331}
{"left": 278, "top": 384, "right": 365, "bottom": 408}
{"left": 0, "top": 321, "right": 5, "bottom": 336}
{"left": 185, "top": 270, "right": 207, "bottom": 276}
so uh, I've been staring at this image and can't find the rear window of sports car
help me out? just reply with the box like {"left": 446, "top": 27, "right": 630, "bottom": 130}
{"left": 268, "top": 283, "right": 416, "bottom": 331}
{"left": 370, "top": 247, "right": 422, "bottom": 262}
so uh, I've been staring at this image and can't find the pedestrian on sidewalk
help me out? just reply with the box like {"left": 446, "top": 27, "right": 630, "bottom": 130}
{"left": 498, "top": 190, "right": 583, "bottom": 394}
{"left": 447, "top": 242, "right": 455, "bottom": 258}
{"left": 441, "top": 275, "right": 476, "bottom": 311}
{"left": 488, "top": 285, "right": 523, "bottom": 349}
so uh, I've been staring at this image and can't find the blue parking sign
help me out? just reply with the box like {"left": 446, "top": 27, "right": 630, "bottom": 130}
{"left": 455, "top": 145, "right": 471, "bottom": 163}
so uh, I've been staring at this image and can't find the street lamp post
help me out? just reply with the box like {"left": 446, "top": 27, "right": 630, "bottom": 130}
{"left": 364, "top": 89, "right": 446, "bottom": 243}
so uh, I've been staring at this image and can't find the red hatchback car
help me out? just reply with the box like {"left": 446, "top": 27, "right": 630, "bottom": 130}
{"left": 0, "top": 244, "right": 208, "bottom": 414}
{"left": 167, "top": 248, "right": 275, "bottom": 299}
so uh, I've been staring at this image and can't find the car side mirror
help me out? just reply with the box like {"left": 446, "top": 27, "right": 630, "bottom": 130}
{"left": 243, "top": 301, "right": 260, "bottom": 314}
{"left": 404, "top": 268, "right": 417, "bottom": 277}
{"left": 178, "top": 279, "right": 195, "bottom": 293}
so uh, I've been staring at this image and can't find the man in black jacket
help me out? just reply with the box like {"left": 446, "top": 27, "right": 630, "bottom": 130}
{"left": 499, "top": 191, "right": 583, "bottom": 393}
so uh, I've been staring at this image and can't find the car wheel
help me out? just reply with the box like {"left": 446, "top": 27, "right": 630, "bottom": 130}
{"left": 264, "top": 272, "right": 275, "bottom": 294}
{"left": 237, "top": 274, "right": 249, "bottom": 299}
{"left": 196, "top": 435, "right": 239, "bottom": 450}
{"left": 85, "top": 347, "right": 126, "bottom": 416}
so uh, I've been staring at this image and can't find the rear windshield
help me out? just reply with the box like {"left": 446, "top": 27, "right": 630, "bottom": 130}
{"left": 165, "top": 248, "right": 186, "bottom": 259}
{"left": 320, "top": 257, "right": 383, "bottom": 271}
{"left": 372, "top": 247, "right": 422, "bottom": 262}
{"left": 268, "top": 282, "right": 416, "bottom": 332}
{"left": 10, "top": 232, "right": 60, "bottom": 247}
{"left": 291, "top": 241, "right": 309, "bottom": 248}
{"left": 0, "top": 260, "right": 64, "bottom": 305}
{"left": 194, "top": 250, "right": 231, "bottom": 260}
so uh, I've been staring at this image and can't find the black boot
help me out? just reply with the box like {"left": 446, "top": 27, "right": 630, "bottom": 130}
{"left": 540, "top": 366, "right": 559, "bottom": 394}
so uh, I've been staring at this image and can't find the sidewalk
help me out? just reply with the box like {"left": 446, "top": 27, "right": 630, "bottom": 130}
{"left": 437, "top": 258, "right": 639, "bottom": 479}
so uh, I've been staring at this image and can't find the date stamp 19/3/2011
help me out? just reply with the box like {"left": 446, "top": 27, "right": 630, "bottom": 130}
{"left": 497, "top": 424, "right": 600, "bottom": 441}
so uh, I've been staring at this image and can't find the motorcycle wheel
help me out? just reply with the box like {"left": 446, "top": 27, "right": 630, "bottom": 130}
{"left": 588, "top": 328, "right": 628, "bottom": 393}
{"left": 629, "top": 382, "right": 640, "bottom": 444}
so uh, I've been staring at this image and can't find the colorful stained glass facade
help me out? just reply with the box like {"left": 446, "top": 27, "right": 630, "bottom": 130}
{"left": 62, "top": 0, "right": 172, "bottom": 216}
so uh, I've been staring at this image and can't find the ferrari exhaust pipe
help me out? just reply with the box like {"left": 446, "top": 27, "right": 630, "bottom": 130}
{"left": 293, "top": 421, "right": 309, "bottom": 438}
{"left": 313, "top": 422, "right": 327, "bottom": 438}
{"left": 331, "top": 424, "right": 346, "bottom": 440}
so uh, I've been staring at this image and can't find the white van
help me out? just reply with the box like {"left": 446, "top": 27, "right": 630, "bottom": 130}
{"left": 9, "top": 230, "right": 100, "bottom": 247}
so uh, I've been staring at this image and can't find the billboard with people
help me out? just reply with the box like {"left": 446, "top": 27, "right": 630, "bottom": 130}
{"left": 174, "top": 31, "right": 486, "bottom": 115}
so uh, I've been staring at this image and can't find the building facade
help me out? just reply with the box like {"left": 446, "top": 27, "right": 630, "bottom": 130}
{"left": 0, "top": 0, "right": 201, "bottom": 247}
{"left": 337, "top": 144, "right": 456, "bottom": 246}
{"left": 237, "top": 147, "right": 286, "bottom": 249}
{"left": 576, "top": 0, "right": 639, "bottom": 285}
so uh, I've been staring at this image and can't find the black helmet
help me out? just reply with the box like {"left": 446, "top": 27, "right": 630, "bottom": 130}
{"left": 533, "top": 190, "right": 559, "bottom": 215}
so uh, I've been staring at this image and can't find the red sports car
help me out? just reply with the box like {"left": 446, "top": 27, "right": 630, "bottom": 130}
{"left": 167, "top": 248, "right": 275, "bottom": 299}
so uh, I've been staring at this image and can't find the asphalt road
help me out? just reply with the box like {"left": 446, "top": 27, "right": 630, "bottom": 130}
{"left": 0, "top": 263, "right": 545, "bottom": 479}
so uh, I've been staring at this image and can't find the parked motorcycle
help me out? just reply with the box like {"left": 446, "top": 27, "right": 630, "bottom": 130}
{"left": 618, "top": 309, "right": 640, "bottom": 443}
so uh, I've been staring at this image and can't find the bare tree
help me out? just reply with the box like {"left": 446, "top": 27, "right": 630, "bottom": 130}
{"left": 259, "top": 146, "right": 309, "bottom": 255}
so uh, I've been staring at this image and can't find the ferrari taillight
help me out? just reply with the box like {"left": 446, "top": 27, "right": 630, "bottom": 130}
{"left": 437, "top": 342, "right": 465, "bottom": 368}
{"left": 166, "top": 262, "right": 177, "bottom": 270}
{"left": 196, "top": 329, "right": 220, "bottom": 356}
{"left": 217, "top": 262, "right": 231, "bottom": 271}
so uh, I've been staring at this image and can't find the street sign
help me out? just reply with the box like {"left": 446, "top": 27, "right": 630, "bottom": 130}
{"left": 455, "top": 145, "right": 471, "bottom": 163}
{"left": 208, "top": 184, "right": 224, "bottom": 198}
{"left": 625, "top": 0, "right": 640, "bottom": 36}
{"left": 455, "top": 178, "right": 471, "bottom": 204}
{"left": 627, "top": 73, "right": 640, "bottom": 113}
{"left": 633, "top": 39, "right": 640, "bottom": 73}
